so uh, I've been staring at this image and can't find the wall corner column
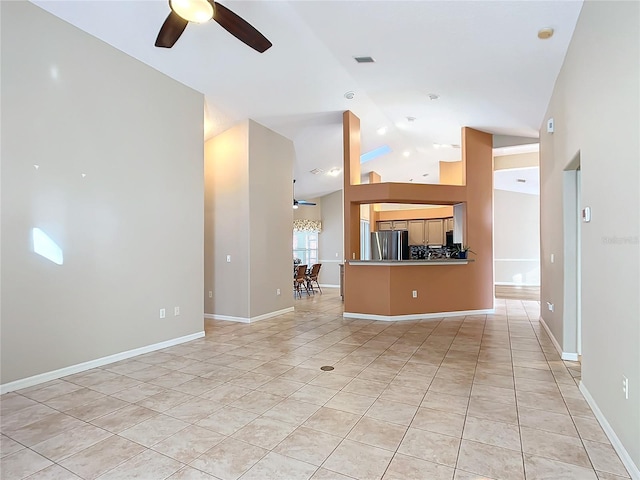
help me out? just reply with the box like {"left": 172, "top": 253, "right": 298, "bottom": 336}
{"left": 343, "top": 111, "right": 361, "bottom": 263}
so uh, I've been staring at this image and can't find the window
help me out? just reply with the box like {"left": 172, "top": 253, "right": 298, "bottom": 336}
{"left": 293, "top": 231, "right": 318, "bottom": 266}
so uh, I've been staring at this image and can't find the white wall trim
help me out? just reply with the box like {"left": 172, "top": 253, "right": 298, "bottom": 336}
{"left": 205, "top": 307, "right": 294, "bottom": 324}
{"left": 318, "top": 259, "right": 342, "bottom": 263}
{"left": 319, "top": 284, "right": 339, "bottom": 288}
{"left": 494, "top": 281, "right": 541, "bottom": 286}
{"left": 561, "top": 352, "right": 579, "bottom": 361}
{"left": 579, "top": 382, "right": 640, "bottom": 480}
{"left": 494, "top": 258, "right": 540, "bottom": 262}
{"left": 343, "top": 308, "right": 495, "bottom": 322}
{"left": 539, "top": 316, "right": 579, "bottom": 361}
{"left": 0, "top": 331, "right": 205, "bottom": 395}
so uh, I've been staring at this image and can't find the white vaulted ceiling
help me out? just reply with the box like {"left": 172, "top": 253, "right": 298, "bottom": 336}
{"left": 31, "top": 0, "right": 583, "bottom": 199}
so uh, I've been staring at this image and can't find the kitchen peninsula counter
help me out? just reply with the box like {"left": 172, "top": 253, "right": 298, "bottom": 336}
{"left": 349, "top": 259, "right": 472, "bottom": 266}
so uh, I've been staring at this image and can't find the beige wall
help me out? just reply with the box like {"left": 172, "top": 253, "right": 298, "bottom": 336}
{"left": 204, "top": 121, "right": 294, "bottom": 320}
{"left": 248, "top": 121, "right": 295, "bottom": 316}
{"left": 439, "top": 161, "right": 464, "bottom": 185}
{"left": 294, "top": 199, "right": 321, "bottom": 221}
{"left": 494, "top": 190, "right": 540, "bottom": 285}
{"left": 540, "top": 0, "right": 639, "bottom": 471}
{"left": 1, "top": 2, "right": 204, "bottom": 385}
{"left": 319, "top": 190, "right": 343, "bottom": 286}
{"left": 204, "top": 123, "right": 250, "bottom": 318}
{"left": 494, "top": 152, "right": 539, "bottom": 171}
{"left": 376, "top": 206, "right": 454, "bottom": 222}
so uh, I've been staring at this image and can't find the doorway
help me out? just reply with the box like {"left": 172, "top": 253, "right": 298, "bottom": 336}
{"left": 563, "top": 153, "right": 582, "bottom": 359}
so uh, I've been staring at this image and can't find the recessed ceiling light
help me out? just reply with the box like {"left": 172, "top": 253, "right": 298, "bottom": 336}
{"left": 33, "top": 164, "right": 40, "bottom": 170}
{"left": 403, "top": 151, "right": 411, "bottom": 157}
{"left": 327, "top": 168, "right": 342, "bottom": 177}
{"left": 354, "top": 56, "right": 376, "bottom": 63}
{"left": 538, "top": 27, "right": 554, "bottom": 39}
{"left": 427, "top": 93, "right": 440, "bottom": 100}
{"left": 344, "top": 91, "right": 355, "bottom": 100}
{"left": 310, "top": 168, "right": 324, "bottom": 175}
{"left": 376, "top": 127, "right": 387, "bottom": 135}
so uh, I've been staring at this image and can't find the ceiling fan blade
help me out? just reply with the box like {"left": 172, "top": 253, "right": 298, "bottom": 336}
{"left": 297, "top": 200, "right": 317, "bottom": 206}
{"left": 155, "top": 11, "right": 188, "bottom": 48}
{"left": 211, "top": 1, "right": 272, "bottom": 53}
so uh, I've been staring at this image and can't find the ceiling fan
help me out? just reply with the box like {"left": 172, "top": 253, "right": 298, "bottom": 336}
{"left": 155, "top": 0, "right": 272, "bottom": 52}
{"left": 293, "top": 180, "right": 316, "bottom": 209}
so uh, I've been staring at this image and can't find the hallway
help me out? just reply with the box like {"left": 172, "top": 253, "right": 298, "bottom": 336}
{"left": 1, "top": 289, "right": 630, "bottom": 479}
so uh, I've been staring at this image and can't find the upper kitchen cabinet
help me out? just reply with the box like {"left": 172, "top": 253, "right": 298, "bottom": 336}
{"left": 408, "top": 218, "right": 448, "bottom": 246}
{"left": 393, "top": 220, "right": 408, "bottom": 230}
{"left": 445, "top": 217, "right": 454, "bottom": 232}
{"left": 408, "top": 220, "right": 425, "bottom": 245}
{"left": 426, "top": 219, "right": 444, "bottom": 246}
{"left": 377, "top": 220, "right": 408, "bottom": 231}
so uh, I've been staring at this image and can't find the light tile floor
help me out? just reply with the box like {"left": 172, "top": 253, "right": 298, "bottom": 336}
{"left": 1, "top": 289, "right": 632, "bottom": 479}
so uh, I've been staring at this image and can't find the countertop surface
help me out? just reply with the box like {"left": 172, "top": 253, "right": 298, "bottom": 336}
{"left": 348, "top": 259, "right": 472, "bottom": 266}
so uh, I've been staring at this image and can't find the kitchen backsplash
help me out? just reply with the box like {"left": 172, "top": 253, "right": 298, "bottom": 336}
{"left": 410, "top": 245, "right": 458, "bottom": 260}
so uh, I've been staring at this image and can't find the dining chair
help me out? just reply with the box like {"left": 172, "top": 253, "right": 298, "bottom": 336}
{"left": 307, "top": 263, "right": 322, "bottom": 294}
{"left": 294, "top": 264, "right": 310, "bottom": 298}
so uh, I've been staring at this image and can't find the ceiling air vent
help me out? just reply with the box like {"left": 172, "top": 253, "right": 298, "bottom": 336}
{"left": 354, "top": 56, "right": 376, "bottom": 63}
{"left": 310, "top": 168, "right": 324, "bottom": 175}
{"left": 517, "top": 178, "right": 527, "bottom": 183}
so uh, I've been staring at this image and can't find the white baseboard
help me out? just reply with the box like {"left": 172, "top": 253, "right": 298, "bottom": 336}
{"left": 561, "top": 352, "right": 580, "bottom": 361}
{"left": 579, "top": 382, "right": 639, "bottom": 479}
{"left": 494, "top": 282, "right": 541, "bottom": 286}
{"left": 318, "top": 284, "right": 339, "bottom": 288}
{"left": 343, "top": 308, "right": 495, "bottom": 322}
{"left": 539, "top": 316, "right": 579, "bottom": 361}
{"left": 204, "top": 307, "right": 294, "bottom": 324}
{"left": 0, "top": 331, "right": 205, "bottom": 395}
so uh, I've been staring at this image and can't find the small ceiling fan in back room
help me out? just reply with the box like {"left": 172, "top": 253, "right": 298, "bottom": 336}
{"left": 293, "top": 180, "right": 316, "bottom": 209}
{"left": 155, "top": 0, "right": 272, "bottom": 52}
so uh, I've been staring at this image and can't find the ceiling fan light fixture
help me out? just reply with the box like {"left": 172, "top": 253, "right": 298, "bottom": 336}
{"left": 169, "top": 0, "right": 213, "bottom": 23}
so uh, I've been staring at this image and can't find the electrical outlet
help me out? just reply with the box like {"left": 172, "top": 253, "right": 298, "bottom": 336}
{"left": 623, "top": 376, "right": 629, "bottom": 400}
{"left": 226, "top": 255, "right": 231, "bottom": 263}
{"left": 208, "top": 291, "right": 213, "bottom": 298}
{"left": 276, "top": 288, "right": 281, "bottom": 295}
{"left": 159, "top": 308, "right": 166, "bottom": 319}
{"left": 547, "top": 302, "right": 554, "bottom": 312}
{"left": 412, "top": 290, "right": 418, "bottom": 298}
{"left": 174, "top": 306, "right": 180, "bottom": 316}
{"left": 551, "top": 253, "right": 555, "bottom": 263}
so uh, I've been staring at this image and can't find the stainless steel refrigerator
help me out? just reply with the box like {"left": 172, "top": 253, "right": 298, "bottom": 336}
{"left": 371, "top": 230, "right": 409, "bottom": 260}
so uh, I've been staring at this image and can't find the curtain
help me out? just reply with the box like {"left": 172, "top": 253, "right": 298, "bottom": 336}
{"left": 293, "top": 219, "right": 322, "bottom": 233}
